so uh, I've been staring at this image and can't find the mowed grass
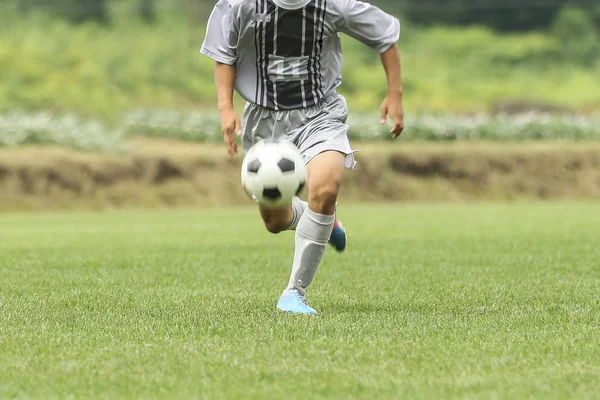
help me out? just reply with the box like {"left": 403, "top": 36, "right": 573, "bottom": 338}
{"left": 1, "top": 202, "right": 599, "bottom": 399}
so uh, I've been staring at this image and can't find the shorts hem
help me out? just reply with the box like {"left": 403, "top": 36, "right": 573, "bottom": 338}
{"left": 303, "top": 146, "right": 358, "bottom": 169}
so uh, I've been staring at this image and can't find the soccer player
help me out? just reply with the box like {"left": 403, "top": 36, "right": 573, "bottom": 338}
{"left": 201, "top": 0, "right": 403, "bottom": 314}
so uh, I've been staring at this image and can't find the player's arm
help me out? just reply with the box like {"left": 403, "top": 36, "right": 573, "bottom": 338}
{"left": 379, "top": 44, "right": 403, "bottom": 138}
{"left": 215, "top": 62, "right": 242, "bottom": 155}
{"left": 336, "top": 0, "right": 403, "bottom": 138}
{"left": 200, "top": 0, "right": 241, "bottom": 155}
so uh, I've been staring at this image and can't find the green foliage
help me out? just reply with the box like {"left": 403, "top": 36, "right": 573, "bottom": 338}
{"left": 138, "top": 0, "right": 156, "bottom": 23}
{"left": 399, "top": 0, "right": 563, "bottom": 31}
{"left": 552, "top": 6, "right": 600, "bottom": 66}
{"left": 0, "top": 3, "right": 598, "bottom": 120}
{"left": 0, "top": 9, "right": 214, "bottom": 120}
{"left": 18, "top": 0, "right": 111, "bottom": 24}
{"left": 346, "top": 25, "right": 599, "bottom": 113}
{"left": 16, "top": 0, "right": 600, "bottom": 32}
{"left": 383, "top": 0, "right": 600, "bottom": 32}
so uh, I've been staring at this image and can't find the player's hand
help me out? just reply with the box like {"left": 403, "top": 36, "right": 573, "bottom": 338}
{"left": 219, "top": 107, "right": 242, "bottom": 156}
{"left": 380, "top": 91, "right": 404, "bottom": 139}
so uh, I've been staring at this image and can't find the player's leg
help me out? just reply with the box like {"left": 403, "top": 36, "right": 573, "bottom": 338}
{"left": 258, "top": 196, "right": 306, "bottom": 234}
{"left": 306, "top": 151, "right": 345, "bottom": 214}
{"left": 258, "top": 205, "right": 292, "bottom": 234}
{"left": 259, "top": 195, "right": 345, "bottom": 251}
{"left": 257, "top": 183, "right": 346, "bottom": 249}
{"left": 290, "top": 150, "right": 345, "bottom": 284}
{"left": 242, "top": 101, "right": 345, "bottom": 241}
{"left": 242, "top": 103, "right": 312, "bottom": 235}
{"left": 277, "top": 150, "right": 346, "bottom": 314}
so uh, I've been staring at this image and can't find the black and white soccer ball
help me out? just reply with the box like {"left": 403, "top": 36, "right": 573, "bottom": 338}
{"left": 241, "top": 139, "right": 306, "bottom": 207}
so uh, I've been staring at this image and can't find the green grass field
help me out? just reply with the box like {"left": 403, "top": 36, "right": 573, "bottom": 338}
{"left": 1, "top": 203, "right": 600, "bottom": 399}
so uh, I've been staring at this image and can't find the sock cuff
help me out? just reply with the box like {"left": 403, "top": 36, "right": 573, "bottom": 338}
{"left": 306, "top": 208, "right": 335, "bottom": 226}
{"left": 285, "top": 197, "right": 307, "bottom": 231}
{"left": 297, "top": 208, "right": 335, "bottom": 242}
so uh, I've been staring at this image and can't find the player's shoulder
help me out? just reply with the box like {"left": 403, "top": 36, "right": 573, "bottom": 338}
{"left": 326, "top": 0, "right": 344, "bottom": 11}
{"left": 229, "top": 0, "right": 250, "bottom": 6}
{"left": 325, "top": 0, "right": 356, "bottom": 17}
{"left": 215, "top": 0, "right": 252, "bottom": 12}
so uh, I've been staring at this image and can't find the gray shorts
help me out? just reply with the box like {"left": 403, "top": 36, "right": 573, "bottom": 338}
{"left": 242, "top": 93, "right": 357, "bottom": 169}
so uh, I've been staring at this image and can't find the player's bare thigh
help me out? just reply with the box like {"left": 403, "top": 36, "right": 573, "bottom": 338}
{"left": 258, "top": 150, "right": 345, "bottom": 232}
{"left": 306, "top": 150, "right": 345, "bottom": 216}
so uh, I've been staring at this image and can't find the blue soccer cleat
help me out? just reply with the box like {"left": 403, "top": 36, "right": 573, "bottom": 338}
{"left": 329, "top": 220, "right": 347, "bottom": 252}
{"left": 277, "top": 288, "right": 318, "bottom": 315}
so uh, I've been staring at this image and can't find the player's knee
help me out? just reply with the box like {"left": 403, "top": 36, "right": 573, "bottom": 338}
{"left": 309, "top": 181, "right": 341, "bottom": 214}
{"left": 260, "top": 206, "right": 292, "bottom": 234}
{"left": 263, "top": 217, "right": 287, "bottom": 234}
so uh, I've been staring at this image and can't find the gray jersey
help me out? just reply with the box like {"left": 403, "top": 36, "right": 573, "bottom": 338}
{"left": 201, "top": 0, "right": 400, "bottom": 111}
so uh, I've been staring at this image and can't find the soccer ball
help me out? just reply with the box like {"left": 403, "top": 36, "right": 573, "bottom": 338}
{"left": 241, "top": 139, "right": 306, "bottom": 207}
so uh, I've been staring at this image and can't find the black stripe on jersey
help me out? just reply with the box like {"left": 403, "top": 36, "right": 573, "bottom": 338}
{"left": 275, "top": 9, "right": 305, "bottom": 57}
{"left": 254, "top": 0, "right": 265, "bottom": 105}
{"left": 310, "top": 0, "right": 326, "bottom": 103}
{"left": 303, "top": 1, "right": 316, "bottom": 105}
{"left": 275, "top": 81, "right": 303, "bottom": 110}
{"left": 311, "top": 0, "right": 322, "bottom": 100}
{"left": 315, "top": 0, "right": 327, "bottom": 98}
{"left": 264, "top": 0, "right": 276, "bottom": 109}
{"left": 272, "top": 7, "right": 279, "bottom": 109}
{"left": 309, "top": 0, "right": 322, "bottom": 103}
{"left": 254, "top": 0, "right": 260, "bottom": 104}
{"left": 273, "top": 6, "right": 306, "bottom": 108}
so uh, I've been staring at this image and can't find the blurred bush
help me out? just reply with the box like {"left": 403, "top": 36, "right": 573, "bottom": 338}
{"left": 0, "top": 112, "right": 123, "bottom": 150}
{"left": 2, "top": 110, "right": 599, "bottom": 151}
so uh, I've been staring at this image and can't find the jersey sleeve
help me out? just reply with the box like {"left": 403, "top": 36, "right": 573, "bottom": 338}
{"left": 336, "top": 0, "right": 400, "bottom": 53}
{"left": 200, "top": 0, "right": 238, "bottom": 65}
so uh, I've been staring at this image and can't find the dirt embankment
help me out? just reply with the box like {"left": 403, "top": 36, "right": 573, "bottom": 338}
{"left": 1, "top": 140, "right": 599, "bottom": 211}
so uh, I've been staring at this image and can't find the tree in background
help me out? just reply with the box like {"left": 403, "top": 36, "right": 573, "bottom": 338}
{"left": 382, "top": 0, "right": 599, "bottom": 32}
{"left": 71, "top": 0, "right": 109, "bottom": 23}
{"left": 396, "top": 0, "right": 562, "bottom": 31}
{"left": 139, "top": 0, "right": 156, "bottom": 23}
{"left": 552, "top": 5, "right": 599, "bottom": 66}
{"left": 17, "top": 0, "right": 110, "bottom": 24}
{"left": 11, "top": 0, "right": 600, "bottom": 33}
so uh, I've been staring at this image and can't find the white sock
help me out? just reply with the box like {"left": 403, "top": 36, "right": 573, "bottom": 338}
{"left": 287, "top": 208, "right": 335, "bottom": 295}
{"left": 285, "top": 197, "right": 308, "bottom": 231}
